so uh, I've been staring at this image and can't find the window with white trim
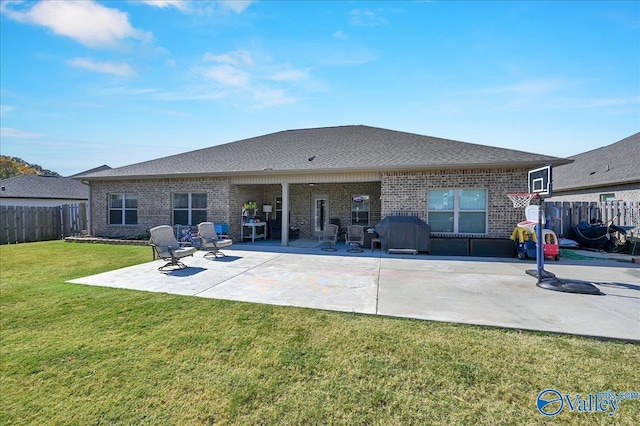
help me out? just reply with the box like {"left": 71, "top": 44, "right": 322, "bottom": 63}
{"left": 172, "top": 193, "right": 207, "bottom": 225}
{"left": 427, "top": 189, "right": 487, "bottom": 234}
{"left": 109, "top": 194, "right": 138, "bottom": 225}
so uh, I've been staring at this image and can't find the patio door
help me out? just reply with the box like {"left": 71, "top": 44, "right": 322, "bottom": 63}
{"left": 313, "top": 195, "right": 329, "bottom": 235}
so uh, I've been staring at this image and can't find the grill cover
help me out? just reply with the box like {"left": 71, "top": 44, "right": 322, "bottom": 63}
{"left": 375, "top": 216, "right": 431, "bottom": 253}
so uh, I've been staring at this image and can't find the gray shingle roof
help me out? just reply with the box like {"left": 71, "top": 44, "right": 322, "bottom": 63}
{"left": 0, "top": 175, "right": 89, "bottom": 200}
{"left": 79, "top": 125, "right": 570, "bottom": 180}
{"left": 552, "top": 132, "right": 640, "bottom": 191}
{"left": 70, "top": 164, "right": 112, "bottom": 178}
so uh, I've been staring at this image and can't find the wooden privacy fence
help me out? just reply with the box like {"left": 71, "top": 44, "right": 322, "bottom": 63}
{"left": 544, "top": 200, "right": 639, "bottom": 237}
{"left": 0, "top": 203, "right": 87, "bottom": 245}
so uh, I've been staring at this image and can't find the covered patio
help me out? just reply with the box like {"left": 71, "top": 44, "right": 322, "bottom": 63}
{"left": 229, "top": 175, "right": 382, "bottom": 246}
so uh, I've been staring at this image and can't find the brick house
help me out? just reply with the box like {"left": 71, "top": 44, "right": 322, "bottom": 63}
{"left": 77, "top": 125, "right": 570, "bottom": 248}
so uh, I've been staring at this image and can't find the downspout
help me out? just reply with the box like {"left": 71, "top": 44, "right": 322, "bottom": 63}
{"left": 84, "top": 180, "right": 92, "bottom": 236}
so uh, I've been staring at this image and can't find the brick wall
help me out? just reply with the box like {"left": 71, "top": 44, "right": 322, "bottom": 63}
{"left": 90, "top": 178, "right": 230, "bottom": 238}
{"left": 287, "top": 182, "right": 381, "bottom": 239}
{"left": 90, "top": 168, "right": 531, "bottom": 240}
{"left": 381, "top": 168, "right": 529, "bottom": 238}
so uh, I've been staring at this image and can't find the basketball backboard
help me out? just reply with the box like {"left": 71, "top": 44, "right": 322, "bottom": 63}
{"left": 528, "top": 165, "right": 552, "bottom": 197}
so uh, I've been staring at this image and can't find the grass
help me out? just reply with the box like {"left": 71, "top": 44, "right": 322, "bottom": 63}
{"left": 1, "top": 241, "right": 639, "bottom": 425}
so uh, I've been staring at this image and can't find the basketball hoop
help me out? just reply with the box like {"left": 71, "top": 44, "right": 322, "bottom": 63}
{"left": 507, "top": 192, "right": 539, "bottom": 208}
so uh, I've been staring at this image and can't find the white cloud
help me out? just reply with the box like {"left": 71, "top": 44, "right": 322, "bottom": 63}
{"left": 138, "top": 0, "right": 189, "bottom": 12}
{"left": 198, "top": 64, "right": 251, "bottom": 88}
{"left": 269, "top": 69, "right": 308, "bottom": 82}
{"left": 153, "top": 89, "right": 229, "bottom": 102}
{"left": 350, "top": 9, "right": 388, "bottom": 27}
{"left": 251, "top": 88, "right": 297, "bottom": 108}
{"left": 136, "top": 0, "right": 254, "bottom": 15}
{"left": 332, "top": 30, "right": 348, "bottom": 40}
{"left": 203, "top": 50, "right": 255, "bottom": 67}
{"left": 3, "top": 0, "right": 151, "bottom": 48}
{"left": 0, "top": 127, "right": 43, "bottom": 139}
{"left": 584, "top": 97, "right": 640, "bottom": 108}
{"left": 218, "top": 0, "right": 254, "bottom": 13}
{"left": 535, "top": 95, "right": 640, "bottom": 112}
{"left": 183, "top": 49, "right": 315, "bottom": 107}
{"left": 0, "top": 105, "right": 16, "bottom": 116}
{"left": 66, "top": 58, "right": 137, "bottom": 77}
{"left": 461, "top": 79, "right": 640, "bottom": 113}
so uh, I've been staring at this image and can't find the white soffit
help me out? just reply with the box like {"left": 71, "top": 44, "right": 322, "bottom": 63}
{"left": 230, "top": 171, "right": 382, "bottom": 185}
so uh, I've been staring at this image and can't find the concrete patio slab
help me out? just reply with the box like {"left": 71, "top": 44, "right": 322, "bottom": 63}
{"left": 67, "top": 247, "right": 640, "bottom": 342}
{"left": 377, "top": 266, "right": 639, "bottom": 340}
{"left": 196, "top": 262, "right": 379, "bottom": 313}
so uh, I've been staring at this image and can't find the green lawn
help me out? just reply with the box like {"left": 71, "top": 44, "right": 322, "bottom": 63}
{"left": 1, "top": 241, "right": 639, "bottom": 425}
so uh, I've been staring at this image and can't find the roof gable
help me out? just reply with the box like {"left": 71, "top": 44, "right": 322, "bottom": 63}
{"left": 80, "top": 125, "right": 570, "bottom": 180}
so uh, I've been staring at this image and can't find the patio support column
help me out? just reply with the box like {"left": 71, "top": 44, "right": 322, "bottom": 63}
{"left": 281, "top": 182, "right": 289, "bottom": 246}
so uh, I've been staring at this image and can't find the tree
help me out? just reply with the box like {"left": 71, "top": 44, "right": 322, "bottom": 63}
{"left": 0, "top": 156, "right": 60, "bottom": 179}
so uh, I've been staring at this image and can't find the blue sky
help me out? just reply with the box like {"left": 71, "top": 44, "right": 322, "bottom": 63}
{"left": 1, "top": 0, "right": 638, "bottom": 177}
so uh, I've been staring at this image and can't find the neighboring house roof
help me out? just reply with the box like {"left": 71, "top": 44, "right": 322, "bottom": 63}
{"left": 0, "top": 174, "right": 89, "bottom": 200}
{"left": 552, "top": 132, "right": 640, "bottom": 192}
{"left": 78, "top": 125, "right": 571, "bottom": 180}
{"left": 70, "top": 164, "right": 112, "bottom": 178}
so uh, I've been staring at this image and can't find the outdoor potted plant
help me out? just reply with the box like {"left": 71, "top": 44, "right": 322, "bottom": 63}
{"left": 243, "top": 201, "right": 258, "bottom": 222}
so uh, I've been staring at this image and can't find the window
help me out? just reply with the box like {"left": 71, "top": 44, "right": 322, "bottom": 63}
{"left": 109, "top": 194, "right": 138, "bottom": 225}
{"left": 173, "top": 193, "right": 207, "bottom": 225}
{"left": 427, "top": 189, "right": 487, "bottom": 234}
{"left": 351, "top": 195, "right": 370, "bottom": 225}
{"left": 599, "top": 193, "right": 615, "bottom": 202}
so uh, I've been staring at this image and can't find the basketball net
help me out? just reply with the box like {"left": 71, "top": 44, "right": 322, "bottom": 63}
{"left": 507, "top": 192, "right": 539, "bottom": 209}
{"left": 508, "top": 193, "right": 542, "bottom": 233}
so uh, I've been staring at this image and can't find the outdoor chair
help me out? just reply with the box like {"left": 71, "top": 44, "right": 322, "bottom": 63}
{"left": 197, "top": 222, "right": 233, "bottom": 258}
{"left": 318, "top": 223, "right": 339, "bottom": 251}
{"left": 330, "top": 218, "right": 347, "bottom": 242}
{"left": 149, "top": 225, "right": 197, "bottom": 271}
{"left": 346, "top": 225, "right": 365, "bottom": 252}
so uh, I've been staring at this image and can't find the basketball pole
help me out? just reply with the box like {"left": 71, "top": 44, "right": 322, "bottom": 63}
{"left": 536, "top": 196, "right": 544, "bottom": 283}
{"left": 533, "top": 195, "right": 553, "bottom": 283}
{"left": 525, "top": 165, "right": 555, "bottom": 283}
{"left": 523, "top": 164, "right": 601, "bottom": 295}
